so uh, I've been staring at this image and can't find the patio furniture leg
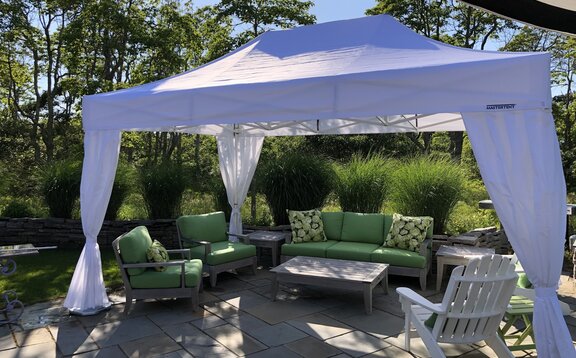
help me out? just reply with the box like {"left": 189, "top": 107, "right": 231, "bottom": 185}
{"left": 252, "top": 257, "right": 257, "bottom": 274}
{"left": 209, "top": 267, "right": 218, "bottom": 287}
{"left": 363, "top": 283, "right": 373, "bottom": 314}
{"left": 271, "top": 276, "right": 279, "bottom": 301}
{"left": 485, "top": 335, "right": 514, "bottom": 358}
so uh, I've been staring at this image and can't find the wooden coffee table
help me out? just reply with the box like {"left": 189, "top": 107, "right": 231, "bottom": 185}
{"left": 270, "top": 256, "right": 388, "bottom": 314}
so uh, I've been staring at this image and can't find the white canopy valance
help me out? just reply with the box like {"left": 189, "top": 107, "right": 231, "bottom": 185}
{"left": 69, "top": 15, "right": 574, "bottom": 356}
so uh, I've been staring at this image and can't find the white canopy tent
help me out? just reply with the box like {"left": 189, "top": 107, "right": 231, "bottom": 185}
{"left": 66, "top": 15, "right": 574, "bottom": 356}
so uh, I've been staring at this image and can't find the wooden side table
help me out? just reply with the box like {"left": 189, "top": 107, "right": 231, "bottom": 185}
{"left": 247, "top": 231, "right": 287, "bottom": 267}
{"left": 435, "top": 245, "right": 495, "bottom": 291}
{"left": 498, "top": 295, "right": 536, "bottom": 351}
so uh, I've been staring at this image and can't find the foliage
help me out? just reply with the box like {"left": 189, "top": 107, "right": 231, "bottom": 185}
{"left": 0, "top": 248, "right": 121, "bottom": 305}
{"left": 40, "top": 160, "right": 82, "bottom": 219}
{"left": 334, "top": 154, "right": 393, "bottom": 213}
{"left": 216, "top": 0, "right": 315, "bottom": 43}
{"left": 390, "top": 156, "right": 466, "bottom": 234}
{"left": 1, "top": 198, "right": 35, "bottom": 218}
{"left": 139, "top": 161, "right": 186, "bottom": 219}
{"left": 105, "top": 163, "right": 133, "bottom": 220}
{"left": 210, "top": 178, "right": 232, "bottom": 218}
{"left": 257, "top": 151, "right": 334, "bottom": 225}
{"left": 446, "top": 201, "right": 499, "bottom": 235}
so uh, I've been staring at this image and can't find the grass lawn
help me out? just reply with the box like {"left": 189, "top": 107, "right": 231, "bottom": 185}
{"left": 0, "top": 248, "right": 122, "bottom": 305}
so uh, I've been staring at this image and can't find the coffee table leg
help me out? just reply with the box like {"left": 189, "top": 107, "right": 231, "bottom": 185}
{"left": 436, "top": 258, "right": 445, "bottom": 291}
{"left": 271, "top": 275, "right": 279, "bottom": 301}
{"left": 271, "top": 244, "right": 278, "bottom": 267}
{"left": 363, "top": 284, "right": 373, "bottom": 314}
{"left": 381, "top": 271, "right": 388, "bottom": 295}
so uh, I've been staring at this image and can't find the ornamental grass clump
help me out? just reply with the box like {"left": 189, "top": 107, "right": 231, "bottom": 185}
{"left": 139, "top": 161, "right": 186, "bottom": 219}
{"left": 258, "top": 151, "right": 334, "bottom": 225}
{"left": 335, "top": 153, "right": 392, "bottom": 213}
{"left": 390, "top": 156, "right": 466, "bottom": 234}
{"left": 105, "top": 162, "right": 133, "bottom": 220}
{"left": 40, "top": 160, "right": 82, "bottom": 218}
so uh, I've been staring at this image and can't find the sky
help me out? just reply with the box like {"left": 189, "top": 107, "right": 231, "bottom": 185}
{"left": 194, "top": 0, "right": 377, "bottom": 23}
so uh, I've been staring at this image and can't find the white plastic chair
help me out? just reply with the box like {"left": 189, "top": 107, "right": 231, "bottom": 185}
{"left": 397, "top": 254, "right": 518, "bottom": 358}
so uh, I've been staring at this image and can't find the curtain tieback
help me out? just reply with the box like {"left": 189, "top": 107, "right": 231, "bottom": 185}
{"left": 535, "top": 286, "right": 557, "bottom": 298}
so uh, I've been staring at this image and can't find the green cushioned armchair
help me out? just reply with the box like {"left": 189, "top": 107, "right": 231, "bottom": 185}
{"left": 176, "top": 212, "right": 257, "bottom": 287}
{"left": 112, "top": 226, "right": 203, "bottom": 313}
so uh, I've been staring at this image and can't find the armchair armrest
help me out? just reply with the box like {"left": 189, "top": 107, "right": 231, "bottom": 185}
{"left": 167, "top": 248, "right": 191, "bottom": 260}
{"left": 122, "top": 260, "right": 187, "bottom": 269}
{"left": 226, "top": 232, "right": 252, "bottom": 244}
{"left": 419, "top": 238, "right": 432, "bottom": 257}
{"left": 397, "top": 287, "right": 444, "bottom": 314}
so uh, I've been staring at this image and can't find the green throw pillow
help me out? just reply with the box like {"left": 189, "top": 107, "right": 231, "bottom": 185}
{"left": 287, "top": 209, "right": 326, "bottom": 243}
{"left": 146, "top": 240, "right": 169, "bottom": 272}
{"left": 384, "top": 213, "right": 433, "bottom": 252}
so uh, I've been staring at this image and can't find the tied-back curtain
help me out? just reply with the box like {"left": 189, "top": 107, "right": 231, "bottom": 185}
{"left": 64, "top": 130, "right": 121, "bottom": 314}
{"left": 217, "top": 134, "right": 264, "bottom": 239}
{"left": 463, "top": 110, "right": 575, "bottom": 357}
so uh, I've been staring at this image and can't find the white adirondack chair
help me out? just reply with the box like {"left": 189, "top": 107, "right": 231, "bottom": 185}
{"left": 397, "top": 254, "right": 518, "bottom": 358}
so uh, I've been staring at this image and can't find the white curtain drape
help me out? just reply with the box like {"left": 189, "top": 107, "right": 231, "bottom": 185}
{"left": 463, "top": 110, "right": 575, "bottom": 357}
{"left": 217, "top": 133, "right": 264, "bottom": 239}
{"left": 64, "top": 130, "right": 121, "bottom": 315}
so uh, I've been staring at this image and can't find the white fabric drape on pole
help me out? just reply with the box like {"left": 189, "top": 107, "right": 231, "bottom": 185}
{"left": 64, "top": 130, "right": 121, "bottom": 315}
{"left": 463, "top": 110, "right": 576, "bottom": 357}
{"left": 217, "top": 133, "right": 264, "bottom": 239}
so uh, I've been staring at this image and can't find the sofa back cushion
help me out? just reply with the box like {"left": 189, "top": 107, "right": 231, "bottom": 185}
{"left": 177, "top": 211, "right": 228, "bottom": 244}
{"left": 119, "top": 225, "right": 153, "bottom": 276}
{"left": 321, "top": 212, "right": 344, "bottom": 241}
{"left": 341, "top": 212, "right": 385, "bottom": 245}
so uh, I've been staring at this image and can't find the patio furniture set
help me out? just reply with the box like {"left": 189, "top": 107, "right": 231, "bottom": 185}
{"left": 112, "top": 210, "right": 535, "bottom": 357}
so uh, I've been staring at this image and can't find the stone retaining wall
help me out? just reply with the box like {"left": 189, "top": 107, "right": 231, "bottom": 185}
{"left": 0, "top": 218, "right": 181, "bottom": 249}
{"left": 0, "top": 218, "right": 290, "bottom": 249}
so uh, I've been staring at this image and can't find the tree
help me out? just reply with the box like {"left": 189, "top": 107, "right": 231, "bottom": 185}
{"left": 216, "top": 0, "right": 315, "bottom": 44}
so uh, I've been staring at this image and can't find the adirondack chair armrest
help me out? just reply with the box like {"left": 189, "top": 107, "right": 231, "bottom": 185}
{"left": 397, "top": 287, "right": 445, "bottom": 314}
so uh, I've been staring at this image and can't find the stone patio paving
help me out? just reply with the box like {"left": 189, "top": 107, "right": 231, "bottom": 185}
{"left": 2, "top": 263, "right": 576, "bottom": 357}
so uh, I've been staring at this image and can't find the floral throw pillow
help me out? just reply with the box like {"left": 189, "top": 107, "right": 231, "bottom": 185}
{"left": 384, "top": 213, "right": 433, "bottom": 252}
{"left": 146, "top": 240, "right": 169, "bottom": 271}
{"left": 287, "top": 209, "right": 326, "bottom": 243}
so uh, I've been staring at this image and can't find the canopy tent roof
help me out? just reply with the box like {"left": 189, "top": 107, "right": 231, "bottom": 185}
{"left": 460, "top": 0, "right": 576, "bottom": 36}
{"left": 72, "top": 15, "right": 575, "bottom": 356}
{"left": 83, "top": 15, "right": 550, "bottom": 136}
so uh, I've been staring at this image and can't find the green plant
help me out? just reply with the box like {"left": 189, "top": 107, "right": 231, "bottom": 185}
{"left": 257, "top": 151, "right": 334, "bottom": 225}
{"left": 445, "top": 201, "right": 500, "bottom": 235}
{"left": 390, "top": 156, "right": 466, "bottom": 234}
{"left": 139, "top": 161, "right": 186, "bottom": 219}
{"left": 105, "top": 163, "right": 133, "bottom": 220}
{"left": 334, "top": 153, "right": 392, "bottom": 213}
{"left": 40, "top": 160, "right": 82, "bottom": 218}
{"left": 1, "top": 198, "right": 35, "bottom": 218}
{"left": 210, "top": 178, "right": 232, "bottom": 218}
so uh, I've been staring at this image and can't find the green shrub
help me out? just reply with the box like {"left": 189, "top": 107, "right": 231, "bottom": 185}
{"left": 40, "top": 160, "right": 82, "bottom": 218}
{"left": 390, "top": 156, "right": 466, "bottom": 234}
{"left": 258, "top": 151, "right": 334, "bottom": 225}
{"left": 139, "top": 161, "right": 186, "bottom": 219}
{"left": 105, "top": 163, "right": 133, "bottom": 220}
{"left": 335, "top": 153, "right": 392, "bottom": 213}
{"left": 446, "top": 201, "right": 500, "bottom": 235}
{"left": 1, "top": 198, "right": 35, "bottom": 218}
{"left": 210, "top": 178, "right": 232, "bottom": 219}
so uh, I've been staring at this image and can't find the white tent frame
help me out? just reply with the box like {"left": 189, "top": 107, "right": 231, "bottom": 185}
{"left": 65, "top": 15, "right": 575, "bottom": 357}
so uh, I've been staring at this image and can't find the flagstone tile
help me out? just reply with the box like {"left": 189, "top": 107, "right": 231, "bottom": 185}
{"left": 248, "top": 322, "right": 308, "bottom": 347}
{"left": 48, "top": 321, "right": 98, "bottom": 356}
{"left": 286, "top": 313, "right": 353, "bottom": 340}
{"left": 205, "top": 323, "right": 267, "bottom": 356}
{"left": 325, "top": 330, "right": 389, "bottom": 357}
{"left": 119, "top": 332, "right": 181, "bottom": 358}
{"left": 284, "top": 336, "right": 342, "bottom": 358}
{"left": 164, "top": 322, "right": 235, "bottom": 357}
{"left": 89, "top": 316, "right": 162, "bottom": 347}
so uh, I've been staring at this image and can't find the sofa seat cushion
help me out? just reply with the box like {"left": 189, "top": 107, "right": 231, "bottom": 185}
{"left": 119, "top": 226, "right": 153, "bottom": 276}
{"left": 321, "top": 212, "right": 344, "bottom": 241}
{"left": 341, "top": 212, "right": 385, "bottom": 245}
{"left": 189, "top": 241, "right": 256, "bottom": 265}
{"left": 370, "top": 247, "right": 426, "bottom": 269}
{"left": 130, "top": 259, "right": 203, "bottom": 288}
{"left": 281, "top": 240, "right": 338, "bottom": 258}
{"left": 326, "top": 242, "right": 380, "bottom": 261}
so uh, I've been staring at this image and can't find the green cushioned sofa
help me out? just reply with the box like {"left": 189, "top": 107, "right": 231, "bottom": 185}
{"left": 281, "top": 212, "right": 433, "bottom": 290}
{"left": 113, "top": 226, "right": 203, "bottom": 313}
